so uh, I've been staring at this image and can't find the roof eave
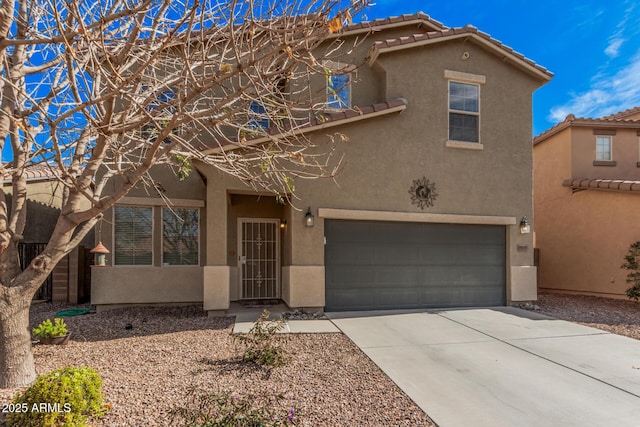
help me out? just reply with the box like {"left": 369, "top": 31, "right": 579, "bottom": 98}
{"left": 201, "top": 102, "right": 408, "bottom": 155}
{"left": 368, "top": 32, "right": 552, "bottom": 83}
{"left": 330, "top": 17, "right": 445, "bottom": 39}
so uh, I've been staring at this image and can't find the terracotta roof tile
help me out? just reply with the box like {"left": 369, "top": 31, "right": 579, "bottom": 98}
{"left": 2, "top": 163, "right": 61, "bottom": 184}
{"left": 368, "top": 27, "right": 552, "bottom": 81}
{"left": 203, "top": 98, "right": 408, "bottom": 153}
{"left": 601, "top": 106, "right": 640, "bottom": 120}
{"left": 562, "top": 178, "right": 640, "bottom": 193}
{"left": 534, "top": 108, "right": 640, "bottom": 145}
{"left": 339, "top": 11, "right": 446, "bottom": 34}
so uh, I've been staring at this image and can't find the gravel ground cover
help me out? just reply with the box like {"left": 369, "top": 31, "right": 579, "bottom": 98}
{"left": 536, "top": 293, "right": 640, "bottom": 340}
{"left": 0, "top": 303, "right": 434, "bottom": 426}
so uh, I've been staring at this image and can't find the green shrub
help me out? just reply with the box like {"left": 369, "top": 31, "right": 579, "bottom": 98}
{"left": 32, "top": 318, "right": 68, "bottom": 338}
{"left": 170, "top": 390, "right": 298, "bottom": 426}
{"left": 621, "top": 241, "right": 640, "bottom": 300}
{"left": 235, "top": 309, "right": 288, "bottom": 368}
{"left": 7, "top": 366, "right": 108, "bottom": 427}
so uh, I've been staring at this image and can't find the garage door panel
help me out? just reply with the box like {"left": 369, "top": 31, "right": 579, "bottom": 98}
{"left": 325, "top": 220, "right": 506, "bottom": 311}
{"left": 329, "top": 289, "right": 375, "bottom": 308}
{"left": 327, "top": 267, "right": 374, "bottom": 287}
{"left": 374, "top": 288, "right": 420, "bottom": 308}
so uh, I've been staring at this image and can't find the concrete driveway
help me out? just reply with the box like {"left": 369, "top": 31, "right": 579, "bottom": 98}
{"left": 327, "top": 307, "right": 640, "bottom": 427}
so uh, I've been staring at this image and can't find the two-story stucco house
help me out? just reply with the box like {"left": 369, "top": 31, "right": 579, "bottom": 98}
{"left": 534, "top": 107, "right": 640, "bottom": 298}
{"left": 91, "top": 13, "right": 552, "bottom": 313}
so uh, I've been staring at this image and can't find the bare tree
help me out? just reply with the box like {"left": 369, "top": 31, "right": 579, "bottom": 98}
{"left": 0, "top": 0, "right": 368, "bottom": 388}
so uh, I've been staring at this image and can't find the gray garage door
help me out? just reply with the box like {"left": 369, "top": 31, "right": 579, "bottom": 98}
{"left": 325, "top": 220, "right": 506, "bottom": 311}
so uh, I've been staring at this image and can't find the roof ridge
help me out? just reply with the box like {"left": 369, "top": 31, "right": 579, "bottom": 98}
{"left": 338, "top": 11, "right": 447, "bottom": 34}
{"left": 368, "top": 26, "right": 551, "bottom": 80}
{"left": 534, "top": 113, "right": 640, "bottom": 145}
{"left": 600, "top": 106, "right": 640, "bottom": 120}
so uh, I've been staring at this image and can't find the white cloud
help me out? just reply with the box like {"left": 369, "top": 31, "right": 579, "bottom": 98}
{"left": 605, "top": 38, "right": 624, "bottom": 58}
{"left": 549, "top": 51, "right": 640, "bottom": 122}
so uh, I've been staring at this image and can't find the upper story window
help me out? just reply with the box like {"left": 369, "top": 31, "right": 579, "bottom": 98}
{"left": 449, "top": 81, "right": 480, "bottom": 143}
{"left": 162, "top": 208, "right": 199, "bottom": 266}
{"left": 327, "top": 73, "right": 351, "bottom": 110}
{"left": 596, "top": 135, "right": 612, "bottom": 161}
{"left": 248, "top": 101, "right": 269, "bottom": 130}
{"left": 114, "top": 206, "right": 153, "bottom": 266}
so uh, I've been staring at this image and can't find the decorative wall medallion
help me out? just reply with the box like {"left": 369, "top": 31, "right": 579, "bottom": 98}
{"left": 409, "top": 177, "right": 438, "bottom": 209}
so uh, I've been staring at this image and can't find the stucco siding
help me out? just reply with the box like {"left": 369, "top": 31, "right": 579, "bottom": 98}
{"left": 536, "top": 190, "right": 640, "bottom": 297}
{"left": 571, "top": 127, "right": 640, "bottom": 179}
{"left": 92, "top": 266, "right": 203, "bottom": 305}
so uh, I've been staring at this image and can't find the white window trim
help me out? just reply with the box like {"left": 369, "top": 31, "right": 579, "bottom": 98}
{"left": 447, "top": 79, "right": 482, "bottom": 145}
{"left": 113, "top": 205, "right": 154, "bottom": 267}
{"left": 595, "top": 135, "right": 612, "bottom": 161}
{"left": 161, "top": 207, "right": 201, "bottom": 267}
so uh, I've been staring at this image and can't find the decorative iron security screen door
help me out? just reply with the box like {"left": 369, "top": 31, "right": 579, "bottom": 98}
{"left": 238, "top": 219, "right": 280, "bottom": 299}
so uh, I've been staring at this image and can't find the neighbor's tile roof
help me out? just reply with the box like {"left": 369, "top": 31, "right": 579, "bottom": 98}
{"left": 534, "top": 108, "right": 640, "bottom": 145}
{"left": 562, "top": 178, "right": 640, "bottom": 193}
{"left": 2, "top": 163, "right": 61, "bottom": 184}
{"left": 601, "top": 106, "right": 640, "bottom": 120}
{"left": 367, "top": 26, "right": 552, "bottom": 81}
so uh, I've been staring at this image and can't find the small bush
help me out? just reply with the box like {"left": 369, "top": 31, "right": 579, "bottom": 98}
{"left": 235, "top": 309, "right": 288, "bottom": 367}
{"left": 32, "top": 318, "right": 68, "bottom": 338}
{"left": 170, "top": 390, "right": 298, "bottom": 426}
{"left": 621, "top": 241, "right": 640, "bottom": 300}
{"left": 7, "top": 366, "right": 108, "bottom": 427}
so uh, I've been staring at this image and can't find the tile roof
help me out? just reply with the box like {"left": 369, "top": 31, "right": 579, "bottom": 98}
{"left": 203, "top": 98, "right": 408, "bottom": 154}
{"left": 562, "top": 178, "right": 640, "bottom": 193}
{"left": 2, "top": 163, "right": 61, "bottom": 184}
{"left": 601, "top": 106, "right": 640, "bottom": 120}
{"left": 534, "top": 109, "right": 640, "bottom": 145}
{"left": 338, "top": 12, "right": 446, "bottom": 35}
{"left": 367, "top": 26, "right": 552, "bottom": 82}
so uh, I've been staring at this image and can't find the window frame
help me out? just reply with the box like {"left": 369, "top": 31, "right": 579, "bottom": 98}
{"left": 113, "top": 205, "right": 154, "bottom": 267}
{"left": 595, "top": 135, "right": 612, "bottom": 161}
{"left": 161, "top": 207, "right": 201, "bottom": 267}
{"left": 448, "top": 80, "right": 481, "bottom": 144}
{"left": 248, "top": 101, "right": 270, "bottom": 130}
{"left": 326, "top": 72, "right": 352, "bottom": 110}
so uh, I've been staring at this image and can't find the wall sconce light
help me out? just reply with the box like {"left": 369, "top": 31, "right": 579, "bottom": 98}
{"left": 280, "top": 220, "right": 287, "bottom": 229}
{"left": 305, "top": 207, "right": 315, "bottom": 227}
{"left": 90, "top": 241, "right": 110, "bottom": 266}
{"left": 519, "top": 217, "right": 531, "bottom": 234}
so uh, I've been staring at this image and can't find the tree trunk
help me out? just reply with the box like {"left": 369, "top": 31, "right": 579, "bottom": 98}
{"left": 0, "top": 290, "right": 36, "bottom": 388}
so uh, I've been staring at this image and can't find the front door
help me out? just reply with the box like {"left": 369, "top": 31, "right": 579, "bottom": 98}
{"left": 238, "top": 218, "right": 280, "bottom": 299}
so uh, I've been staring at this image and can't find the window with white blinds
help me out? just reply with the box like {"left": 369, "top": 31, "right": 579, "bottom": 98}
{"left": 162, "top": 208, "right": 199, "bottom": 265}
{"left": 114, "top": 206, "right": 153, "bottom": 265}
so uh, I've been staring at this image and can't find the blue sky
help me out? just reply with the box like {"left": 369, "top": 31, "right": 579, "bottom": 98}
{"left": 360, "top": 0, "right": 640, "bottom": 136}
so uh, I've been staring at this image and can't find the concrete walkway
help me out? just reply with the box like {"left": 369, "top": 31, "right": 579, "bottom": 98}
{"left": 328, "top": 307, "right": 640, "bottom": 427}
{"left": 229, "top": 303, "right": 340, "bottom": 334}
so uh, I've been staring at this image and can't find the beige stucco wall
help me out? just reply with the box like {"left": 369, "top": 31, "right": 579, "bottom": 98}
{"left": 535, "top": 125, "right": 640, "bottom": 298}
{"left": 95, "top": 28, "right": 546, "bottom": 310}
{"left": 535, "top": 189, "right": 640, "bottom": 297}
{"left": 571, "top": 127, "right": 640, "bottom": 179}
{"left": 195, "top": 36, "right": 544, "bottom": 307}
{"left": 92, "top": 266, "right": 203, "bottom": 305}
{"left": 91, "top": 165, "right": 207, "bottom": 307}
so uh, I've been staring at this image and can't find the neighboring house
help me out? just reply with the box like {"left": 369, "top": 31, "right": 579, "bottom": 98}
{"left": 91, "top": 13, "right": 552, "bottom": 313}
{"left": 2, "top": 163, "right": 93, "bottom": 303}
{"left": 533, "top": 107, "right": 640, "bottom": 298}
